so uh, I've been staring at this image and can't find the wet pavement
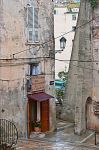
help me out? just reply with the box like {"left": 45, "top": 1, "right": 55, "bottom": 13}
{"left": 17, "top": 139, "right": 99, "bottom": 150}
{"left": 17, "top": 119, "right": 99, "bottom": 150}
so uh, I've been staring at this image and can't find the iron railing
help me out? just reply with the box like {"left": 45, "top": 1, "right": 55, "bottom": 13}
{"left": 0, "top": 119, "right": 18, "bottom": 149}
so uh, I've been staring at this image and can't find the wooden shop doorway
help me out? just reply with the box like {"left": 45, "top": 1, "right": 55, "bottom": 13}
{"left": 27, "top": 92, "right": 53, "bottom": 136}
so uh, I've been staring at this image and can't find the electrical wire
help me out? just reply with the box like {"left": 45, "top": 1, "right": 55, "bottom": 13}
{"left": 0, "top": 63, "right": 99, "bottom": 83}
{"left": 0, "top": 12, "right": 99, "bottom": 75}
{"left": 1, "top": 57, "right": 99, "bottom": 62}
{"left": 71, "top": 64, "right": 99, "bottom": 72}
{"left": 10, "top": 15, "right": 99, "bottom": 57}
{"left": 2, "top": 3, "right": 99, "bottom": 81}
{"left": 0, "top": 15, "right": 99, "bottom": 60}
{"left": 0, "top": 63, "right": 98, "bottom": 82}
{"left": 55, "top": 59, "right": 99, "bottom": 62}
{"left": 0, "top": 78, "right": 23, "bottom": 81}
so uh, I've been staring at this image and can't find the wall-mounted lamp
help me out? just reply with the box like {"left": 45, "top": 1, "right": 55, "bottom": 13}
{"left": 1, "top": 109, "right": 5, "bottom": 113}
{"left": 27, "top": 3, "right": 30, "bottom": 6}
{"left": 55, "top": 37, "right": 66, "bottom": 54}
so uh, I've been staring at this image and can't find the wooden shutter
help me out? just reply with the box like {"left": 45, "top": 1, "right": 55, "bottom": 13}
{"left": 27, "top": 7, "right": 38, "bottom": 43}
{"left": 41, "top": 100, "right": 49, "bottom": 132}
{"left": 27, "top": 6, "right": 34, "bottom": 42}
{"left": 34, "top": 8, "right": 39, "bottom": 42}
{"left": 28, "top": 7, "right": 33, "bottom": 28}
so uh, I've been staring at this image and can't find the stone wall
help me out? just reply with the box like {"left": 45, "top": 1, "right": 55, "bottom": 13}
{"left": 0, "top": 0, "right": 55, "bottom": 137}
{"left": 61, "top": 0, "right": 93, "bottom": 134}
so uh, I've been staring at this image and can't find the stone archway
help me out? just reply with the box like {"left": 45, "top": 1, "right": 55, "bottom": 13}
{"left": 85, "top": 97, "right": 93, "bottom": 130}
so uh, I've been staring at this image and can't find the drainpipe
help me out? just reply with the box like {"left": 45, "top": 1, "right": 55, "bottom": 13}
{"left": 25, "top": 100, "right": 28, "bottom": 139}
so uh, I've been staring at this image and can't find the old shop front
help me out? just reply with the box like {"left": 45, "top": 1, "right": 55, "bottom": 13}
{"left": 27, "top": 75, "right": 54, "bottom": 136}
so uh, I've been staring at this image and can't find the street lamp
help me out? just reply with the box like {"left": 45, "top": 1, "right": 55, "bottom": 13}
{"left": 55, "top": 37, "right": 66, "bottom": 53}
{"left": 60, "top": 37, "right": 66, "bottom": 49}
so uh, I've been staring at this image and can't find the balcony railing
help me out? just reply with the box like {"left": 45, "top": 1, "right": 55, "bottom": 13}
{"left": 0, "top": 119, "right": 18, "bottom": 150}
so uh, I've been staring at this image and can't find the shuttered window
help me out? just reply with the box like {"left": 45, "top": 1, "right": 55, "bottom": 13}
{"left": 27, "top": 6, "right": 39, "bottom": 43}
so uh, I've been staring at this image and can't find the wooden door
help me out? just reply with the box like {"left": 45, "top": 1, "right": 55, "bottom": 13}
{"left": 28, "top": 100, "right": 37, "bottom": 136}
{"left": 27, "top": 101, "right": 32, "bottom": 136}
{"left": 86, "top": 103, "right": 92, "bottom": 129}
{"left": 85, "top": 97, "right": 93, "bottom": 130}
{"left": 41, "top": 100, "right": 49, "bottom": 132}
{"left": 86, "top": 100, "right": 96, "bottom": 130}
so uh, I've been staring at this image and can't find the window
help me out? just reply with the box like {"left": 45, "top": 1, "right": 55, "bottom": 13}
{"left": 54, "top": 9, "right": 58, "bottom": 15}
{"left": 72, "top": 26, "right": 76, "bottom": 31}
{"left": 30, "top": 64, "right": 41, "bottom": 75}
{"left": 27, "top": 6, "right": 39, "bottom": 43}
{"left": 54, "top": 10, "right": 56, "bottom": 15}
{"left": 60, "top": 37, "right": 66, "bottom": 49}
{"left": 72, "top": 14, "right": 76, "bottom": 20}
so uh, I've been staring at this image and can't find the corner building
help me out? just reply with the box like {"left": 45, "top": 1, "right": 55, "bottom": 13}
{"left": 0, "top": 0, "right": 56, "bottom": 137}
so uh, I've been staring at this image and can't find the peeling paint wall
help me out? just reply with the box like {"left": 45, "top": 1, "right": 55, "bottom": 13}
{"left": 0, "top": 0, "right": 55, "bottom": 137}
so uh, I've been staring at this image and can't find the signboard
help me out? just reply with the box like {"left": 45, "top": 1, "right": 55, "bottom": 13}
{"left": 31, "top": 75, "right": 45, "bottom": 92}
{"left": 50, "top": 81, "right": 54, "bottom": 85}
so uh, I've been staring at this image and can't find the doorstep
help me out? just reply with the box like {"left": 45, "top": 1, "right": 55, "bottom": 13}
{"left": 30, "top": 132, "right": 45, "bottom": 139}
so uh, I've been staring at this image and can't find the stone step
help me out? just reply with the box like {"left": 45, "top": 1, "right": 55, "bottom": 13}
{"left": 57, "top": 123, "right": 74, "bottom": 131}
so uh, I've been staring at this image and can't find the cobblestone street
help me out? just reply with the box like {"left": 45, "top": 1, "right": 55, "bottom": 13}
{"left": 17, "top": 139, "right": 99, "bottom": 150}
{"left": 16, "top": 120, "right": 99, "bottom": 150}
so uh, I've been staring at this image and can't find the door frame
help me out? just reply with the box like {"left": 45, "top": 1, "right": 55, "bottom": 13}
{"left": 27, "top": 99, "right": 50, "bottom": 136}
{"left": 85, "top": 97, "right": 92, "bottom": 129}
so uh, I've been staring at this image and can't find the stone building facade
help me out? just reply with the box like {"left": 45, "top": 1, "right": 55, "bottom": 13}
{"left": 0, "top": 0, "right": 56, "bottom": 137}
{"left": 61, "top": 0, "right": 99, "bottom": 134}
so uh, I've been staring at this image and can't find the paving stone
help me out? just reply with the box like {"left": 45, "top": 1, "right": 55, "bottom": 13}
{"left": 16, "top": 120, "right": 99, "bottom": 150}
{"left": 16, "top": 139, "right": 99, "bottom": 150}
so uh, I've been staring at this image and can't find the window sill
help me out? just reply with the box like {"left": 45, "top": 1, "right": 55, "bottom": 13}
{"left": 25, "top": 42, "right": 41, "bottom": 46}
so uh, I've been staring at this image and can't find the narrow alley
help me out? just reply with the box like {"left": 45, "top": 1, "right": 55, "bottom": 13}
{"left": 17, "top": 120, "right": 99, "bottom": 150}
{"left": 17, "top": 139, "right": 99, "bottom": 150}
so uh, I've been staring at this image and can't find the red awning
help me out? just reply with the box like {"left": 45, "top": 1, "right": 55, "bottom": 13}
{"left": 28, "top": 92, "right": 54, "bottom": 102}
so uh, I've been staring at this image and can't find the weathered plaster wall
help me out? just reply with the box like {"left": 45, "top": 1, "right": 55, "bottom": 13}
{"left": 0, "top": 65, "right": 28, "bottom": 136}
{"left": 92, "top": 0, "right": 99, "bottom": 104}
{"left": 0, "top": 0, "right": 55, "bottom": 137}
{"left": 61, "top": 0, "right": 93, "bottom": 134}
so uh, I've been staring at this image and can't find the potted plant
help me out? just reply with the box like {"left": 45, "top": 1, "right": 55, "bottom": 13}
{"left": 34, "top": 121, "right": 41, "bottom": 132}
